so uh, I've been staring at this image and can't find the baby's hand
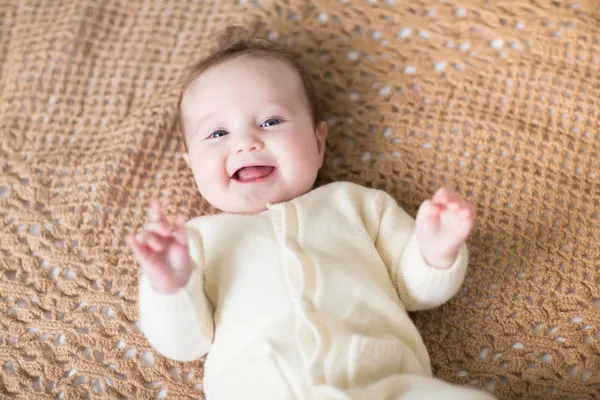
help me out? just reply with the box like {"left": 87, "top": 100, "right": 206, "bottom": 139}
{"left": 127, "top": 200, "right": 193, "bottom": 294}
{"left": 415, "top": 188, "right": 475, "bottom": 269}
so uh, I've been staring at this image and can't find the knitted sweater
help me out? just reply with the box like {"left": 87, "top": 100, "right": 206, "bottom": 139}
{"left": 139, "top": 182, "right": 468, "bottom": 399}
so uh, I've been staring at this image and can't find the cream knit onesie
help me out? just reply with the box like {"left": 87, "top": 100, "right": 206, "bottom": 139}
{"left": 139, "top": 182, "right": 495, "bottom": 399}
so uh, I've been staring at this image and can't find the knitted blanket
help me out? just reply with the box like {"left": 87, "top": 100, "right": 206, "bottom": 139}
{"left": 0, "top": 0, "right": 598, "bottom": 398}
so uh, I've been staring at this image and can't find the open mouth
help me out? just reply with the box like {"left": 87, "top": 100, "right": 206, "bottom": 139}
{"left": 232, "top": 166, "right": 276, "bottom": 183}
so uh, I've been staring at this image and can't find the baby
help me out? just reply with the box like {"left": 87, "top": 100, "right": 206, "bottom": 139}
{"left": 127, "top": 27, "right": 495, "bottom": 400}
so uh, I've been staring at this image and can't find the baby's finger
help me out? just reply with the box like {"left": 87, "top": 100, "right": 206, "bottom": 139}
{"left": 447, "top": 202, "right": 461, "bottom": 211}
{"left": 172, "top": 231, "right": 187, "bottom": 247}
{"left": 432, "top": 188, "right": 449, "bottom": 205}
{"left": 455, "top": 211, "right": 475, "bottom": 236}
{"left": 144, "top": 231, "right": 168, "bottom": 252}
{"left": 440, "top": 208, "right": 463, "bottom": 228}
{"left": 450, "top": 199, "right": 475, "bottom": 219}
{"left": 420, "top": 199, "right": 441, "bottom": 216}
{"left": 172, "top": 221, "right": 188, "bottom": 246}
{"left": 135, "top": 230, "right": 149, "bottom": 245}
{"left": 442, "top": 208, "right": 474, "bottom": 235}
{"left": 126, "top": 235, "right": 137, "bottom": 250}
{"left": 143, "top": 221, "right": 171, "bottom": 237}
{"left": 460, "top": 208, "right": 473, "bottom": 219}
{"left": 148, "top": 200, "right": 167, "bottom": 223}
{"left": 416, "top": 200, "right": 441, "bottom": 230}
{"left": 464, "top": 201, "right": 476, "bottom": 217}
{"left": 174, "top": 215, "right": 187, "bottom": 227}
{"left": 127, "top": 235, "right": 154, "bottom": 263}
{"left": 433, "top": 188, "right": 463, "bottom": 205}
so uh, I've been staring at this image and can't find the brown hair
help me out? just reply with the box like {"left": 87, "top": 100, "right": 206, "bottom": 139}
{"left": 177, "top": 26, "right": 323, "bottom": 147}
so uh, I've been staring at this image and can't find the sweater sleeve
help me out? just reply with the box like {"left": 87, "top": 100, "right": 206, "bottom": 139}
{"left": 373, "top": 190, "right": 468, "bottom": 312}
{"left": 138, "top": 226, "right": 214, "bottom": 361}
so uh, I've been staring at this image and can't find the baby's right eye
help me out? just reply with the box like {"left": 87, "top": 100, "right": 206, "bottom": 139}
{"left": 208, "top": 129, "right": 228, "bottom": 139}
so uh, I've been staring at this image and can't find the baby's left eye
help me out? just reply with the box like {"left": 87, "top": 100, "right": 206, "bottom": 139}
{"left": 260, "top": 118, "right": 281, "bottom": 128}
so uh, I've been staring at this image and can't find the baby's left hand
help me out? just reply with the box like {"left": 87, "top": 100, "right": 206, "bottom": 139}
{"left": 415, "top": 188, "right": 475, "bottom": 269}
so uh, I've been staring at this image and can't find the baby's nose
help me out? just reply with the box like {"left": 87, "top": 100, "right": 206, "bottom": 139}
{"left": 233, "top": 134, "right": 264, "bottom": 153}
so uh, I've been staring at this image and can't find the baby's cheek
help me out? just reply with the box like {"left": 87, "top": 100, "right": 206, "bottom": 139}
{"left": 290, "top": 153, "right": 321, "bottom": 188}
{"left": 191, "top": 156, "right": 221, "bottom": 186}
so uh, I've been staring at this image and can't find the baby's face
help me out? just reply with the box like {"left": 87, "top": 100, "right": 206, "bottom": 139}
{"left": 181, "top": 56, "right": 327, "bottom": 214}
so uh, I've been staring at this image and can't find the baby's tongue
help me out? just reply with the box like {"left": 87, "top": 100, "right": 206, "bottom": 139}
{"left": 236, "top": 166, "right": 274, "bottom": 181}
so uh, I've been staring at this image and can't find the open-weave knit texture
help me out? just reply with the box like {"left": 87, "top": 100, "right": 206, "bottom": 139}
{"left": 0, "top": 0, "right": 599, "bottom": 398}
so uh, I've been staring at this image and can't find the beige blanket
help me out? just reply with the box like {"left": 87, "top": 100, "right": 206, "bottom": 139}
{"left": 0, "top": 0, "right": 598, "bottom": 398}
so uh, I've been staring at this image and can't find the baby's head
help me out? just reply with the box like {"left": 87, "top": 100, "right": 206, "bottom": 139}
{"left": 179, "top": 26, "right": 327, "bottom": 214}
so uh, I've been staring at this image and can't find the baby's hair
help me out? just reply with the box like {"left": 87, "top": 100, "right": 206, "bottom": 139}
{"left": 177, "top": 25, "right": 323, "bottom": 149}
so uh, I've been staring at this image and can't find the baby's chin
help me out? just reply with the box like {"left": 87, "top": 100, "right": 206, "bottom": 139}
{"left": 219, "top": 201, "right": 270, "bottom": 214}
{"left": 206, "top": 189, "right": 306, "bottom": 214}
{"left": 202, "top": 193, "right": 281, "bottom": 214}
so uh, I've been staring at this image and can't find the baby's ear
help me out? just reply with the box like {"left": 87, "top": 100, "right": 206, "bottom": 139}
{"left": 316, "top": 121, "right": 328, "bottom": 167}
{"left": 181, "top": 153, "right": 191, "bottom": 168}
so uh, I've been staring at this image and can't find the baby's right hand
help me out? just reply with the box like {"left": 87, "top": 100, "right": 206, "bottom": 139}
{"left": 127, "top": 200, "right": 193, "bottom": 294}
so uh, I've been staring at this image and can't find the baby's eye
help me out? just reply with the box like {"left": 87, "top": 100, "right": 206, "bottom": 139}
{"left": 260, "top": 118, "right": 281, "bottom": 128}
{"left": 209, "top": 129, "right": 228, "bottom": 139}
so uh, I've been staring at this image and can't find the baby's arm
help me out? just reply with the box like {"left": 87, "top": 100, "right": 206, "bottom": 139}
{"left": 128, "top": 201, "right": 214, "bottom": 361}
{"left": 372, "top": 189, "right": 473, "bottom": 311}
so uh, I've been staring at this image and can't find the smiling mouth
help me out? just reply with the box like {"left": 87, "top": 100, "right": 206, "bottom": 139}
{"left": 232, "top": 166, "right": 276, "bottom": 183}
